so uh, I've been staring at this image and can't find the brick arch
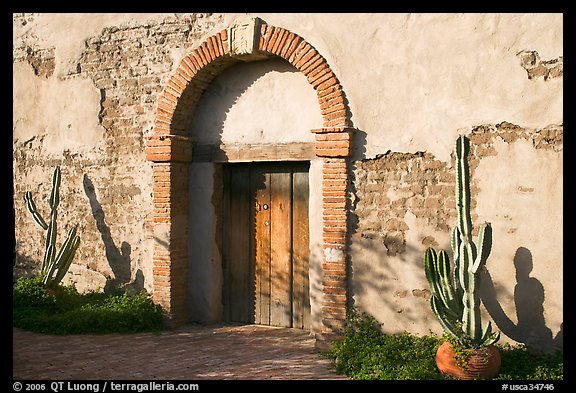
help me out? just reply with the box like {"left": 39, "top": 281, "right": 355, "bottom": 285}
{"left": 145, "top": 17, "right": 352, "bottom": 339}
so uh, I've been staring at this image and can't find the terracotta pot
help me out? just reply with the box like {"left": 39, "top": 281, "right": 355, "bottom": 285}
{"left": 436, "top": 340, "right": 501, "bottom": 380}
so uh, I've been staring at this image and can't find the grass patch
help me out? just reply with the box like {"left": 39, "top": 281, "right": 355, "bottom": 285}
{"left": 326, "top": 309, "right": 563, "bottom": 380}
{"left": 13, "top": 276, "right": 165, "bottom": 335}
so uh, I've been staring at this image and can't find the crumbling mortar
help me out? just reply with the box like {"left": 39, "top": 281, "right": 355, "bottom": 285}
{"left": 13, "top": 45, "right": 56, "bottom": 78}
{"left": 517, "top": 50, "right": 563, "bottom": 81}
{"left": 67, "top": 15, "right": 226, "bottom": 148}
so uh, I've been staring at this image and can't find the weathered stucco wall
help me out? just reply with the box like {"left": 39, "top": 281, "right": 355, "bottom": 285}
{"left": 350, "top": 123, "right": 563, "bottom": 353}
{"left": 13, "top": 13, "right": 227, "bottom": 293}
{"left": 13, "top": 13, "right": 562, "bottom": 352}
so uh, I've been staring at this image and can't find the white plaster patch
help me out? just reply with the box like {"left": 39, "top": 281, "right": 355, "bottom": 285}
{"left": 13, "top": 62, "right": 105, "bottom": 156}
{"left": 324, "top": 247, "right": 344, "bottom": 263}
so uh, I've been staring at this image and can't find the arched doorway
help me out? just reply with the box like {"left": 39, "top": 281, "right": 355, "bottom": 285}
{"left": 145, "top": 17, "right": 353, "bottom": 340}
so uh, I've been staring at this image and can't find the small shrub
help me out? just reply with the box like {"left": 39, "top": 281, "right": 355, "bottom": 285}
{"left": 494, "top": 342, "right": 563, "bottom": 380}
{"left": 13, "top": 276, "right": 56, "bottom": 309}
{"left": 327, "top": 309, "right": 444, "bottom": 380}
{"left": 13, "top": 277, "right": 165, "bottom": 334}
{"left": 326, "top": 308, "right": 563, "bottom": 380}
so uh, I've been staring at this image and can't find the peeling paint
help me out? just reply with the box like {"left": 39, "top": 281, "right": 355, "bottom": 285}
{"left": 13, "top": 45, "right": 55, "bottom": 78}
{"left": 394, "top": 290, "right": 408, "bottom": 298}
{"left": 517, "top": 50, "right": 563, "bottom": 80}
{"left": 412, "top": 289, "right": 431, "bottom": 300}
{"left": 352, "top": 122, "right": 563, "bottom": 256}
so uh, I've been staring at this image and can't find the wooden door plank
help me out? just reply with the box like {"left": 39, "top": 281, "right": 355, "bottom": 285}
{"left": 252, "top": 166, "right": 271, "bottom": 325}
{"left": 292, "top": 166, "right": 311, "bottom": 329}
{"left": 224, "top": 162, "right": 311, "bottom": 329}
{"left": 227, "top": 165, "right": 252, "bottom": 323}
{"left": 222, "top": 167, "right": 232, "bottom": 322}
{"left": 269, "top": 169, "right": 293, "bottom": 327}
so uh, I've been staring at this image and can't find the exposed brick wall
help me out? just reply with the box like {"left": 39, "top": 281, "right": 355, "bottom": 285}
{"left": 145, "top": 17, "right": 353, "bottom": 334}
{"left": 353, "top": 151, "right": 453, "bottom": 255}
{"left": 13, "top": 14, "right": 225, "bottom": 293}
{"left": 516, "top": 50, "right": 563, "bottom": 80}
{"left": 151, "top": 162, "right": 190, "bottom": 325}
{"left": 351, "top": 122, "right": 563, "bottom": 256}
{"left": 13, "top": 46, "right": 55, "bottom": 78}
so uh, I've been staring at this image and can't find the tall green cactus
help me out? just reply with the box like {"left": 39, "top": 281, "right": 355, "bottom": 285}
{"left": 24, "top": 165, "right": 80, "bottom": 287}
{"left": 424, "top": 135, "right": 499, "bottom": 348}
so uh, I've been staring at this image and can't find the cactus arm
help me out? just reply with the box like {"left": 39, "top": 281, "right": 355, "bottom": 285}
{"left": 24, "top": 191, "right": 48, "bottom": 230}
{"left": 51, "top": 229, "right": 80, "bottom": 286}
{"left": 472, "top": 223, "right": 492, "bottom": 273}
{"left": 456, "top": 238, "right": 468, "bottom": 302}
{"left": 52, "top": 225, "right": 78, "bottom": 264}
{"left": 424, "top": 247, "right": 465, "bottom": 338}
{"left": 424, "top": 248, "right": 442, "bottom": 299}
{"left": 455, "top": 135, "right": 473, "bottom": 242}
{"left": 431, "top": 296, "right": 462, "bottom": 340}
{"left": 49, "top": 166, "right": 61, "bottom": 209}
{"left": 43, "top": 168, "right": 61, "bottom": 274}
{"left": 425, "top": 248, "right": 456, "bottom": 310}
{"left": 451, "top": 227, "right": 464, "bottom": 303}
{"left": 45, "top": 225, "right": 79, "bottom": 285}
{"left": 451, "top": 226, "right": 460, "bottom": 265}
{"left": 479, "top": 322, "right": 500, "bottom": 347}
{"left": 42, "top": 245, "right": 56, "bottom": 280}
{"left": 460, "top": 241, "right": 472, "bottom": 336}
{"left": 436, "top": 249, "right": 461, "bottom": 313}
{"left": 43, "top": 207, "right": 58, "bottom": 274}
{"left": 461, "top": 240, "right": 484, "bottom": 341}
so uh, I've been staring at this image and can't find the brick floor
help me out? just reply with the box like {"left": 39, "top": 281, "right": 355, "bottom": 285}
{"left": 13, "top": 324, "right": 348, "bottom": 380}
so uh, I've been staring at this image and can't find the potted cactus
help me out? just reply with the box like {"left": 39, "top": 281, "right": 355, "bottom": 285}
{"left": 423, "top": 135, "right": 501, "bottom": 380}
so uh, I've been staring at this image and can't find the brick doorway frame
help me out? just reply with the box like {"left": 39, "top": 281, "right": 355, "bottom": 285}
{"left": 144, "top": 17, "right": 353, "bottom": 339}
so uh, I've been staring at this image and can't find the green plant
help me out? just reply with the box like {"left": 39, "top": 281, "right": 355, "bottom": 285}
{"left": 494, "top": 343, "right": 563, "bottom": 380}
{"left": 13, "top": 277, "right": 165, "bottom": 334}
{"left": 326, "top": 308, "right": 563, "bottom": 380}
{"left": 327, "top": 309, "right": 444, "bottom": 380}
{"left": 24, "top": 165, "right": 80, "bottom": 287}
{"left": 423, "top": 135, "right": 499, "bottom": 349}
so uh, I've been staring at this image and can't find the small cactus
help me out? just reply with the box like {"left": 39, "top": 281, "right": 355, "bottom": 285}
{"left": 423, "top": 135, "right": 499, "bottom": 348}
{"left": 24, "top": 165, "right": 80, "bottom": 287}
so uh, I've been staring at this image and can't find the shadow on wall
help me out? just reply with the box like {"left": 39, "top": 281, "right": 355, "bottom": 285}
{"left": 345, "top": 128, "right": 430, "bottom": 323}
{"left": 189, "top": 57, "right": 303, "bottom": 149}
{"left": 345, "top": 130, "right": 562, "bottom": 354}
{"left": 480, "top": 246, "right": 563, "bottom": 354}
{"left": 346, "top": 234, "right": 431, "bottom": 326}
{"left": 83, "top": 174, "right": 143, "bottom": 293}
{"left": 13, "top": 253, "right": 41, "bottom": 283}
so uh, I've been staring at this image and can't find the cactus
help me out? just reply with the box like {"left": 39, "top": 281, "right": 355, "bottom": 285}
{"left": 24, "top": 165, "right": 80, "bottom": 287}
{"left": 424, "top": 135, "right": 499, "bottom": 348}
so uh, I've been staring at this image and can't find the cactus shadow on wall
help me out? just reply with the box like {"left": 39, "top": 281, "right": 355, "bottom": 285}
{"left": 480, "top": 246, "right": 563, "bottom": 354}
{"left": 83, "top": 174, "right": 142, "bottom": 293}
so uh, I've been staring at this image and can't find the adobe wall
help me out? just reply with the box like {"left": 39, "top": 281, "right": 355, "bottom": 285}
{"left": 13, "top": 13, "right": 562, "bottom": 352}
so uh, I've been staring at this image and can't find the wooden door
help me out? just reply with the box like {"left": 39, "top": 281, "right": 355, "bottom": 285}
{"left": 222, "top": 162, "right": 310, "bottom": 329}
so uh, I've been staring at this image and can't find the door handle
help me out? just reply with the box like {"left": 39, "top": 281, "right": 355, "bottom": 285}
{"left": 262, "top": 204, "right": 269, "bottom": 210}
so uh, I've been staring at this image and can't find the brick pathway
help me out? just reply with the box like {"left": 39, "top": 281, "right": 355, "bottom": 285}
{"left": 13, "top": 324, "right": 347, "bottom": 380}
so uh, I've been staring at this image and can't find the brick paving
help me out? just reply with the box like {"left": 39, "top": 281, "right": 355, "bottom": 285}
{"left": 13, "top": 324, "right": 348, "bottom": 380}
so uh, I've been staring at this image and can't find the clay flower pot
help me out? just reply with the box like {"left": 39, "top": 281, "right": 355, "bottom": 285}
{"left": 436, "top": 341, "right": 501, "bottom": 380}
